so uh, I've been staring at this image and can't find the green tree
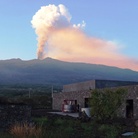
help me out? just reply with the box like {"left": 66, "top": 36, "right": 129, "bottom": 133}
{"left": 90, "top": 88, "right": 127, "bottom": 120}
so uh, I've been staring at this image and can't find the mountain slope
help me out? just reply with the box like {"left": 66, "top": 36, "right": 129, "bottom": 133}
{"left": 0, "top": 57, "right": 138, "bottom": 85}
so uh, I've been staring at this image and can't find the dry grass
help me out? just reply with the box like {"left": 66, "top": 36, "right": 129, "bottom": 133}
{"left": 10, "top": 122, "right": 42, "bottom": 138}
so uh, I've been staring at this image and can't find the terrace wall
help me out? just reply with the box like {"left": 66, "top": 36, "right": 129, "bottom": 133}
{"left": 0, "top": 104, "right": 31, "bottom": 129}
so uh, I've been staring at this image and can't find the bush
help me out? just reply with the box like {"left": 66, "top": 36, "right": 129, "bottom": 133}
{"left": 33, "top": 117, "right": 48, "bottom": 127}
{"left": 10, "top": 122, "right": 42, "bottom": 138}
{"left": 99, "top": 124, "right": 119, "bottom": 138}
{"left": 90, "top": 88, "right": 127, "bottom": 120}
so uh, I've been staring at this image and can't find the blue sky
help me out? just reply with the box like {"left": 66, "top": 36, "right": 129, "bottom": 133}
{"left": 0, "top": 0, "right": 138, "bottom": 61}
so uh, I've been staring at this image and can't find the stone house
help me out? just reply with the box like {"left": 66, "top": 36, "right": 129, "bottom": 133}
{"left": 52, "top": 80, "right": 138, "bottom": 118}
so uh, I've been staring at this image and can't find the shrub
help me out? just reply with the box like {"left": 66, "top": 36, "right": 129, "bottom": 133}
{"left": 90, "top": 88, "right": 127, "bottom": 120}
{"left": 55, "top": 118, "right": 65, "bottom": 126}
{"left": 132, "top": 128, "right": 138, "bottom": 138}
{"left": 33, "top": 117, "right": 48, "bottom": 127}
{"left": 10, "top": 122, "right": 42, "bottom": 138}
{"left": 99, "top": 124, "right": 119, "bottom": 138}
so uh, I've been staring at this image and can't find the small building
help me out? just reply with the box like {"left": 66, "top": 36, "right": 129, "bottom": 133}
{"left": 53, "top": 80, "right": 138, "bottom": 118}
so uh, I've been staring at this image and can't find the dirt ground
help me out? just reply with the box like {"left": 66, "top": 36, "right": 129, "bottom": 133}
{"left": 31, "top": 109, "right": 78, "bottom": 120}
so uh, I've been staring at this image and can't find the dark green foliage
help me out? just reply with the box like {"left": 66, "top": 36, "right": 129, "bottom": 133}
{"left": 90, "top": 88, "right": 127, "bottom": 120}
{"left": 34, "top": 117, "right": 121, "bottom": 138}
{"left": 0, "top": 116, "right": 137, "bottom": 138}
{"left": 98, "top": 124, "right": 120, "bottom": 138}
{"left": 18, "top": 95, "right": 52, "bottom": 109}
{"left": 0, "top": 84, "right": 61, "bottom": 109}
{"left": 132, "top": 128, "right": 138, "bottom": 138}
{"left": 0, "top": 132, "right": 14, "bottom": 138}
{"left": 33, "top": 117, "right": 48, "bottom": 127}
{"left": 0, "top": 85, "right": 53, "bottom": 109}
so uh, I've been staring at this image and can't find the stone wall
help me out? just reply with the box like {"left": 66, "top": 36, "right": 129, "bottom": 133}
{"left": 0, "top": 104, "right": 31, "bottom": 129}
{"left": 62, "top": 80, "right": 138, "bottom": 92}
{"left": 119, "top": 85, "right": 138, "bottom": 119}
{"left": 53, "top": 90, "right": 91, "bottom": 111}
{"left": 63, "top": 80, "right": 95, "bottom": 92}
{"left": 53, "top": 84, "right": 138, "bottom": 119}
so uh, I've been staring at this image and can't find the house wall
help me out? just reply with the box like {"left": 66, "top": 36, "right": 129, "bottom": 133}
{"left": 119, "top": 85, "right": 138, "bottom": 119}
{"left": 53, "top": 90, "right": 91, "bottom": 110}
{"left": 63, "top": 80, "right": 95, "bottom": 92}
{"left": 53, "top": 84, "right": 138, "bottom": 119}
{"left": 63, "top": 80, "right": 138, "bottom": 92}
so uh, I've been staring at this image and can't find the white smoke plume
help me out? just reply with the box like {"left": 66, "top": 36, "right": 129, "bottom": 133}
{"left": 31, "top": 4, "right": 138, "bottom": 71}
{"left": 31, "top": 4, "right": 84, "bottom": 59}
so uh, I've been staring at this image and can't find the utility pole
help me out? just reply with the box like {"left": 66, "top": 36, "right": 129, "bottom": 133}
{"left": 29, "top": 88, "right": 31, "bottom": 98}
{"left": 51, "top": 85, "right": 53, "bottom": 98}
{"left": 51, "top": 85, "right": 53, "bottom": 109}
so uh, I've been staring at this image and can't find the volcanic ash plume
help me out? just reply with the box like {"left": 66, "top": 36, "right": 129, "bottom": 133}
{"left": 31, "top": 4, "right": 85, "bottom": 59}
{"left": 31, "top": 4, "right": 138, "bottom": 71}
{"left": 31, "top": 4, "right": 71, "bottom": 59}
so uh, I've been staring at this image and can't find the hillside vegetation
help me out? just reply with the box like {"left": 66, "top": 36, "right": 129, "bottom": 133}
{"left": 0, "top": 57, "right": 138, "bottom": 85}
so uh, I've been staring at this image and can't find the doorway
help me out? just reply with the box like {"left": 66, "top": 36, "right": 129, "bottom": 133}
{"left": 84, "top": 98, "right": 91, "bottom": 107}
{"left": 126, "top": 99, "right": 133, "bottom": 118}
